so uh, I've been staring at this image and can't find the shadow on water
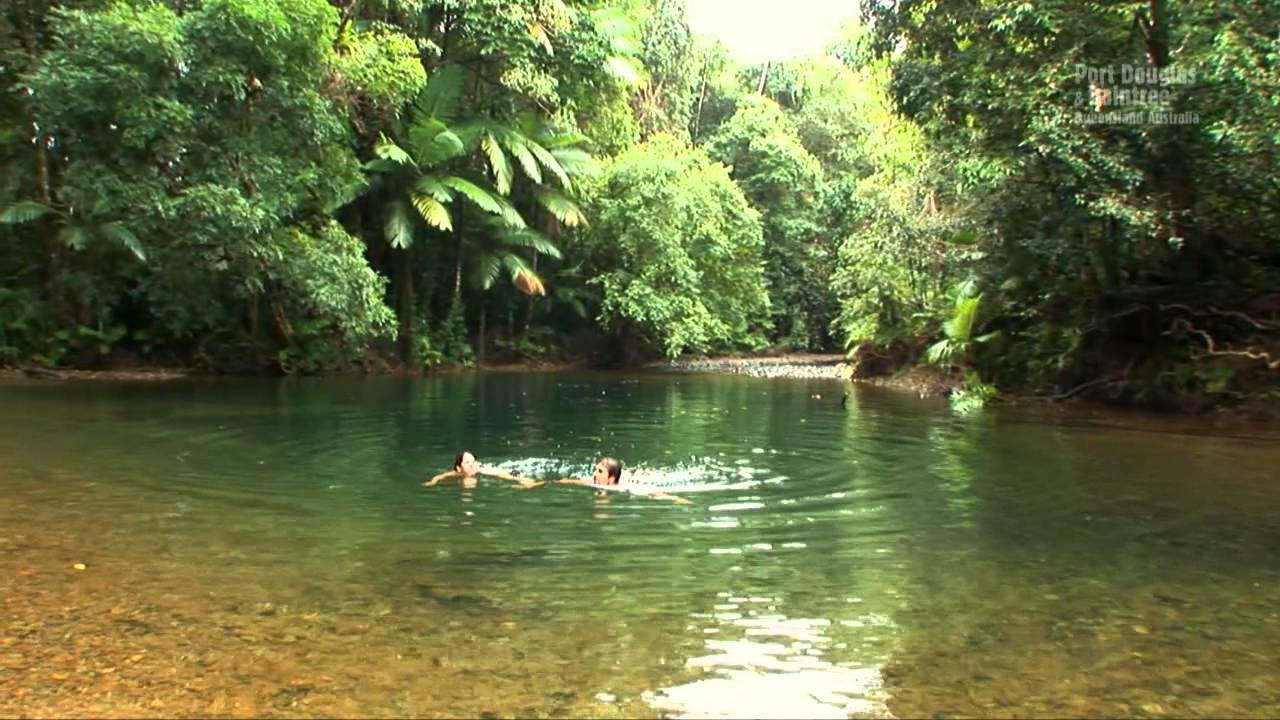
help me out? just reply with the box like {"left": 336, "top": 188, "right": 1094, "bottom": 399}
{"left": 1, "top": 374, "right": 1279, "bottom": 717}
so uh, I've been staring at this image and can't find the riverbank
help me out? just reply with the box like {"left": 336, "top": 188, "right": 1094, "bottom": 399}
{"left": 0, "top": 367, "right": 191, "bottom": 382}
{"left": 643, "top": 354, "right": 963, "bottom": 397}
{"left": 643, "top": 353, "right": 849, "bottom": 379}
{"left": 4, "top": 356, "right": 1272, "bottom": 424}
{"left": 644, "top": 354, "right": 1277, "bottom": 425}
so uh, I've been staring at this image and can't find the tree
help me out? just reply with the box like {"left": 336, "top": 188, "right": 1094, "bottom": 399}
{"left": 586, "top": 135, "right": 770, "bottom": 359}
{"left": 859, "top": 0, "right": 1280, "bottom": 405}
{"left": 23, "top": 0, "right": 402, "bottom": 369}
{"left": 705, "top": 95, "right": 830, "bottom": 349}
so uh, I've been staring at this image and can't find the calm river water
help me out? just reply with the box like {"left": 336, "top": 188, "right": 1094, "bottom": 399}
{"left": 1, "top": 372, "right": 1278, "bottom": 718}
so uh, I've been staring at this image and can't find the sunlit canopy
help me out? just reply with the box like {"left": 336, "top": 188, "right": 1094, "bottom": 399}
{"left": 685, "top": 0, "right": 859, "bottom": 63}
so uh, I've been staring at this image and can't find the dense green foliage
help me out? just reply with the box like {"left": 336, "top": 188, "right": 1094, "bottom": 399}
{"left": 853, "top": 0, "right": 1280, "bottom": 410}
{"left": 2, "top": 0, "right": 1275, "bottom": 412}
{"left": 585, "top": 135, "right": 768, "bottom": 359}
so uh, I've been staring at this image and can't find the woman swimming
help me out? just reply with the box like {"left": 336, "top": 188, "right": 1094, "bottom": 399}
{"left": 425, "top": 451, "right": 542, "bottom": 488}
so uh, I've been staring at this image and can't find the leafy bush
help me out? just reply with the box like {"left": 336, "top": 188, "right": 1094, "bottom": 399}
{"left": 585, "top": 135, "right": 771, "bottom": 358}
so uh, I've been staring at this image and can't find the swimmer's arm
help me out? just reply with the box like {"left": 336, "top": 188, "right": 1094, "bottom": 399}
{"left": 482, "top": 467, "right": 543, "bottom": 488}
{"left": 554, "top": 478, "right": 593, "bottom": 486}
{"left": 425, "top": 471, "right": 458, "bottom": 487}
{"left": 648, "top": 490, "right": 693, "bottom": 505}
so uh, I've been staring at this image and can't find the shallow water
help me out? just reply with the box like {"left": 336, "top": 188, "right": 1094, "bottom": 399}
{"left": 1, "top": 372, "right": 1279, "bottom": 718}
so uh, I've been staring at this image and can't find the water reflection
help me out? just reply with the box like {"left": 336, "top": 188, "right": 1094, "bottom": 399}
{"left": 651, "top": 592, "right": 892, "bottom": 719}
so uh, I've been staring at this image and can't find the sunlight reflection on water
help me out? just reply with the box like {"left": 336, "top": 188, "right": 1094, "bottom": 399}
{"left": 650, "top": 608, "right": 894, "bottom": 718}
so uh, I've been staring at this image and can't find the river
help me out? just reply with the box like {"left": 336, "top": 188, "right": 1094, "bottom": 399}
{"left": 1, "top": 372, "right": 1278, "bottom": 717}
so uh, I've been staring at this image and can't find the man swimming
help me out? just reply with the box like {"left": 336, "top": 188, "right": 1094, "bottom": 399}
{"left": 425, "top": 451, "right": 542, "bottom": 488}
{"left": 557, "top": 457, "right": 692, "bottom": 504}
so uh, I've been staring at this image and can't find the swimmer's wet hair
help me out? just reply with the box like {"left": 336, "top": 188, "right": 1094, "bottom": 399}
{"left": 598, "top": 457, "right": 622, "bottom": 484}
{"left": 454, "top": 451, "right": 472, "bottom": 472}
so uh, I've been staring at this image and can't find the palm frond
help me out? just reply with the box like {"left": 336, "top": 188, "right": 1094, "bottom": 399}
{"left": 414, "top": 176, "right": 454, "bottom": 203}
{"left": 416, "top": 64, "right": 464, "bottom": 125}
{"left": 410, "top": 195, "right": 452, "bottom": 231}
{"left": 494, "top": 195, "right": 526, "bottom": 228}
{"left": 471, "top": 253, "right": 504, "bottom": 290}
{"left": 481, "top": 132, "right": 513, "bottom": 195}
{"left": 502, "top": 256, "right": 547, "bottom": 297}
{"left": 926, "top": 338, "right": 957, "bottom": 365}
{"left": 528, "top": 21, "right": 553, "bottom": 53}
{"left": 374, "top": 134, "right": 415, "bottom": 166}
{"left": 385, "top": 200, "right": 415, "bottom": 249}
{"left": 533, "top": 187, "right": 587, "bottom": 228}
{"left": 441, "top": 177, "right": 525, "bottom": 228}
{"left": 514, "top": 273, "right": 546, "bottom": 297}
{"left": 497, "top": 129, "right": 542, "bottom": 184}
{"left": 502, "top": 253, "right": 534, "bottom": 277}
{"left": 61, "top": 225, "right": 89, "bottom": 251}
{"left": 361, "top": 158, "right": 403, "bottom": 174}
{"left": 528, "top": 141, "right": 570, "bottom": 190}
{"left": 499, "top": 227, "right": 562, "bottom": 259}
{"left": 549, "top": 147, "right": 600, "bottom": 177}
{"left": 451, "top": 122, "right": 482, "bottom": 151}
{"left": 439, "top": 176, "right": 501, "bottom": 213}
{"left": 326, "top": 176, "right": 368, "bottom": 211}
{"left": 99, "top": 221, "right": 146, "bottom": 261}
{"left": 944, "top": 295, "right": 982, "bottom": 342}
{"left": 1, "top": 200, "right": 57, "bottom": 224}
{"left": 408, "top": 119, "right": 464, "bottom": 166}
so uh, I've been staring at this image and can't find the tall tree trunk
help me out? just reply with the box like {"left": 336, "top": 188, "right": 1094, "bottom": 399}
{"left": 756, "top": 60, "right": 771, "bottom": 95}
{"left": 247, "top": 292, "right": 260, "bottom": 338}
{"left": 691, "top": 56, "right": 709, "bottom": 142}
{"left": 451, "top": 203, "right": 465, "bottom": 312}
{"left": 1137, "top": 0, "right": 1200, "bottom": 282}
{"left": 270, "top": 296, "right": 294, "bottom": 343}
{"left": 521, "top": 252, "right": 538, "bottom": 337}
{"left": 452, "top": 234, "right": 463, "bottom": 310}
{"left": 397, "top": 247, "right": 414, "bottom": 362}
{"left": 477, "top": 298, "right": 487, "bottom": 365}
{"left": 34, "top": 132, "right": 64, "bottom": 326}
{"left": 19, "top": 3, "right": 66, "bottom": 327}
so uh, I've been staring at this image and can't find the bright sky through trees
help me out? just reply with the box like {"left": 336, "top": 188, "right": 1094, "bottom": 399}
{"left": 685, "top": 0, "right": 858, "bottom": 62}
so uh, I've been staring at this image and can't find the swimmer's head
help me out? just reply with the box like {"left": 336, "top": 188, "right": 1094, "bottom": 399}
{"left": 454, "top": 451, "right": 480, "bottom": 477}
{"left": 593, "top": 457, "right": 622, "bottom": 485}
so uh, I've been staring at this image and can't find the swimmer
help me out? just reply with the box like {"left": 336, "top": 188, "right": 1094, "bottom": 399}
{"left": 557, "top": 457, "right": 692, "bottom": 504}
{"left": 425, "top": 451, "right": 543, "bottom": 488}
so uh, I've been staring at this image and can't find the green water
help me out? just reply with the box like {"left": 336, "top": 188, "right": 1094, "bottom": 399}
{"left": 2, "top": 372, "right": 1279, "bottom": 718}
